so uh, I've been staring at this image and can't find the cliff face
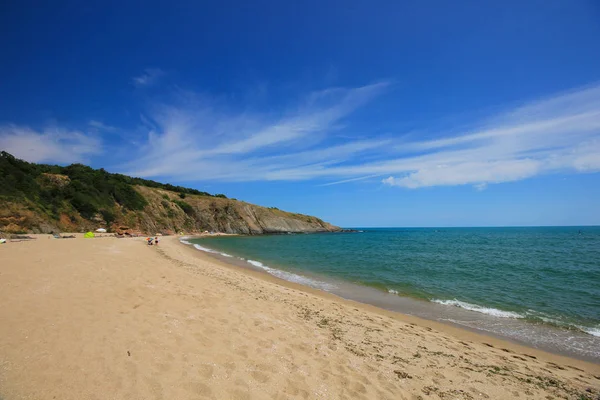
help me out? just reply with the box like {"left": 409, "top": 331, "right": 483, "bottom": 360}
{"left": 0, "top": 185, "right": 339, "bottom": 235}
{"left": 129, "top": 186, "right": 338, "bottom": 235}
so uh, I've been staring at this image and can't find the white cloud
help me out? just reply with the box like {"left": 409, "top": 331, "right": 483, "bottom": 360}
{"left": 381, "top": 159, "right": 541, "bottom": 189}
{"left": 5, "top": 80, "right": 598, "bottom": 189}
{"left": 376, "top": 85, "right": 600, "bottom": 188}
{"left": 0, "top": 125, "right": 102, "bottom": 164}
{"left": 132, "top": 68, "right": 165, "bottom": 87}
{"left": 121, "top": 81, "right": 600, "bottom": 188}
{"left": 124, "top": 82, "right": 391, "bottom": 179}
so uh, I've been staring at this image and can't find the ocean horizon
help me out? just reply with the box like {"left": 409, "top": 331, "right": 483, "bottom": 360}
{"left": 183, "top": 226, "right": 600, "bottom": 362}
{"left": 344, "top": 225, "right": 600, "bottom": 228}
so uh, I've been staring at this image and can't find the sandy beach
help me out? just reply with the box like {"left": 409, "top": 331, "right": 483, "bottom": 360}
{"left": 1, "top": 235, "right": 599, "bottom": 400}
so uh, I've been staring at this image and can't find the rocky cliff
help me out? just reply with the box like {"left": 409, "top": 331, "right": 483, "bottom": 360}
{"left": 128, "top": 186, "right": 339, "bottom": 235}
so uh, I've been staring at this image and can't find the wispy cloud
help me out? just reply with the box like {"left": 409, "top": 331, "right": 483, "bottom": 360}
{"left": 0, "top": 125, "right": 102, "bottom": 164}
{"left": 89, "top": 120, "right": 117, "bottom": 131}
{"left": 125, "top": 82, "right": 391, "bottom": 179}
{"left": 379, "top": 84, "right": 600, "bottom": 188}
{"left": 3, "top": 80, "right": 599, "bottom": 189}
{"left": 123, "top": 81, "right": 600, "bottom": 189}
{"left": 132, "top": 68, "right": 165, "bottom": 87}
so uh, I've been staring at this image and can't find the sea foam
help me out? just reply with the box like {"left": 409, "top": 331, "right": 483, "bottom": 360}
{"left": 246, "top": 259, "right": 337, "bottom": 291}
{"left": 181, "top": 239, "right": 336, "bottom": 291}
{"left": 580, "top": 326, "right": 600, "bottom": 337}
{"left": 192, "top": 244, "right": 232, "bottom": 258}
{"left": 431, "top": 299, "right": 524, "bottom": 319}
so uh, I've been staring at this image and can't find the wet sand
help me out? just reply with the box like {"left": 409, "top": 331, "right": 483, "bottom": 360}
{"left": 186, "top": 239, "right": 600, "bottom": 363}
{"left": 0, "top": 234, "right": 599, "bottom": 399}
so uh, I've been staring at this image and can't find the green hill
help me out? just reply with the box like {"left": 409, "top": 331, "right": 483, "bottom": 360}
{"left": 0, "top": 151, "right": 339, "bottom": 235}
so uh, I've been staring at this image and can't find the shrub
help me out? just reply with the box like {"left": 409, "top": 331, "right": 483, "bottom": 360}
{"left": 174, "top": 200, "right": 194, "bottom": 215}
{"left": 111, "top": 183, "right": 147, "bottom": 211}
{"left": 71, "top": 193, "right": 98, "bottom": 219}
{"left": 100, "top": 209, "right": 115, "bottom": 226}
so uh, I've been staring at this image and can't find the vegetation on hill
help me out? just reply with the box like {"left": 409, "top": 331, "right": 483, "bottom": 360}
{"left": 0, "top": 151, "right": 226, "bottom": 221}
{"left": 0, "top": 152, "right": 338, "bottom": 234}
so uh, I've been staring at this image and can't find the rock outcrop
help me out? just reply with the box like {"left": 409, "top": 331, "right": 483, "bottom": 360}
{"left": 127, "top": 186, "right": 338, "bottom": 235}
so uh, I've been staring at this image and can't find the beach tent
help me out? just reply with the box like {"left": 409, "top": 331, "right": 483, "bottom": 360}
{"left": 95, "top": 228, "right": 107, "bottom": 233}
{"left": 84, "top": 231, "right": 95, "bottom": 238}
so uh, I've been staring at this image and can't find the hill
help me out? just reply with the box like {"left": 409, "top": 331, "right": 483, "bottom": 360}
{"left": 0, "top": 152, "right": 339, "bottom": 235}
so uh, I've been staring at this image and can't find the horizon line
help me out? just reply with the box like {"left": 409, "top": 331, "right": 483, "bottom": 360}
{"left": 343, "top": 225, "right": 600, "bottom": 229}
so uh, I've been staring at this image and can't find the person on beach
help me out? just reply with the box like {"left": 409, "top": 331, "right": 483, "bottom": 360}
{"left": 155, "top": 236, "right": 159, "bottom": 245}
{"left": 147, "top": 237, "right": 153, "bottom": 246}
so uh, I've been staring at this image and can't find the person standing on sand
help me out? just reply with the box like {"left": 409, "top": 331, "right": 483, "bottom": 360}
{"left": 155, "top": 236, "right": 159, "bottom": 245}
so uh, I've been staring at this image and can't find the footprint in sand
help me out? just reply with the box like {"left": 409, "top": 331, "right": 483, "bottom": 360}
{"left": 124, "top": 360, "right": 138, "bottom": 379}
{"left": 144, "top": 376, "right": 164, "bottom": 400}
{"left": 197, "top": 363, "right": 214, "bottom": 379}
{"left": 351, "top": 381, "right": 368, "bottom": 394}
{"left": 228, "top": 388, "right": 252, "bottom": 400}
{"left": 283, "top": 379, "right": 311, "bottom": 398}
{"left": 225, "top": 361, "right": 237, "bottom": 373}
{"left": 154, "top": 362, "right": 171, "bottom": 373}
{"left": 250, "top": 370, "right": 270, "bottom": 383}
{"left": 183, "top": 380, "right": 213, "bottom": 397}
{"left": 193, "top": 332, "right": 215, "bottom": 347}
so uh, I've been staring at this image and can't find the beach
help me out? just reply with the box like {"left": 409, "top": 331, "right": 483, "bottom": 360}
{"left": 1, "top": 235, "right": 599, "bottom": 400}
{"left": 189, "top": 228, "right": 600, "bottom": 362}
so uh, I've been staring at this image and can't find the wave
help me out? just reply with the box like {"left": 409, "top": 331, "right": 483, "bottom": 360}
{"left": 180, "top": 238, "right": 600, "bottom": 340}
{"left": 524, "top": 310, "right": 600, "bottom": 338}
{"left": 246, "top": 260, "right": 265, "bottom": 268}
{"left": 179, "top": 239, "right": 336, "bottom": 291}
{"left": 246, "top": 260, "right": 337, "bottom": 291}
{"left": 579, "top": 326, "right": 600, "bottom": 337}
{"left": 191, "top": 244, "right": 233, "bottom": 258}
{"left": 431, "top": 299, "right": 524, "bottom": 319}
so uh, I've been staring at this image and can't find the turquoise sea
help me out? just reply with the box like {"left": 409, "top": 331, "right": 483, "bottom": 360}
{"left": 183, "top": 227, "right": 600, "bottom": 361}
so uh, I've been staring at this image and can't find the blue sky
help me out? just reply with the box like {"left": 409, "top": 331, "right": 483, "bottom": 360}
{"left": 1, "top": 1, "right": 600, "bottom": 227}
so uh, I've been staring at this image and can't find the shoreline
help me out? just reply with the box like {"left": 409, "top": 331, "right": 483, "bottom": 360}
{"left": 180, "top": 236, "right": 600, "bottom": 364}
{"left": 177, "top": 236, "right": 600, "bottom": 368}
{"left": 1, "top": 234, "right": 598, "bottom": 399}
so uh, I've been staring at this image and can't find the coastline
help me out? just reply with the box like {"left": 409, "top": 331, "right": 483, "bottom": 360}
{"left": 0, "top": 234, "right": 598, "bottom": 399}
{"left": 182, "top": 235, "right": 600, "bottom": 363}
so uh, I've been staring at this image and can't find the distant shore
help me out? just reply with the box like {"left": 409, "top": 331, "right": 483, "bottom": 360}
{"left": 0, "top": 234, "right": 598, "bottom": 399}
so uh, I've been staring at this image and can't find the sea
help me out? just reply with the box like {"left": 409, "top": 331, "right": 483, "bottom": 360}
{"left": 181, "top": 227, "right": 600, "bottom": 362}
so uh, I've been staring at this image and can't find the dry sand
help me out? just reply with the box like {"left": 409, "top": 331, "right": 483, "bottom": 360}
{"left": 0, "top": 235, "right": 599, "bottom": 400}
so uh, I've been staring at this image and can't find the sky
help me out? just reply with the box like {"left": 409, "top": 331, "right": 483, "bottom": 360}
{"left": 1, "top": 0, "right": 600, "bottom": 227}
